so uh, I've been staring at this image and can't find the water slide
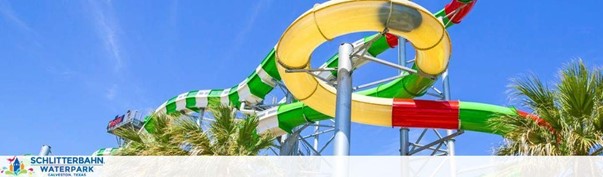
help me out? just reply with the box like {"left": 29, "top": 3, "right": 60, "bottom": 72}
{"left": 93, "top": 0, "right": 544, "bottom": 156}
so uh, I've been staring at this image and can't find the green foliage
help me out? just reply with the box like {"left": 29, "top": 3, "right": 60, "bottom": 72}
{"left": 114, "top": 105, "right": 275, "bottom": 156}
{"left": 489, "top": 60, "right": 603, "bottom": 155}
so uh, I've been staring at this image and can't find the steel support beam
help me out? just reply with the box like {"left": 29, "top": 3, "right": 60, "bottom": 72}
{"left": 279, "top": 132, "right": 300, "bottom": 156}
{"left": 359, "top": 54, "right": 418, "bottom": 74}
{"left": 409, "top": 130, "right": 463, "bottom": 155}
{"left": 313, "top": 122, "right": 320, "bottom": 155}
{"left": 334, "top": 43, "right": 353, "bottom": 156}
{"left": 398, "top": 37, "right": 411, "bottom": 156}
{"left": 197, "top": 109, "right": 205, "bottom": 128}
{"left": 442, "top": 70, "right": 456, "bottom": 156}
{"left": 286, "top": 68, "right": 337, "bottom": 73}
{"left": 400, "top": 128, "right": 410, "bottom": 155}
{"left": 443, "top": 70, "right": 458, "bottom": 176}
{"left": 353, "top": 74, "right": 405, "bottom": 91}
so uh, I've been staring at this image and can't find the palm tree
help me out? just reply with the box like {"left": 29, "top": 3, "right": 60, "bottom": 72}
{"left": 489, "top": 59, "right": 603, "bottom": 155}
{"left": 114, "top": 105, "right": 275, "bottom": 156}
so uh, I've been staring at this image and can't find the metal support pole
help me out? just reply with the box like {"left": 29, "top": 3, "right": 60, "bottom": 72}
{"left": 279, "top": 132, "right": 300, "bottom": 156}
{"left": 398, "top": 38, "right": 411, "bottom": 177}
{"left": 398, "top": 37, "right": 411, "bottom": 156}
{"left": 197, "top": 109, "right": 205, "bottom": 128}
{"left": 442, "top": 70, "right": 455, "bottom": 155}
{"left": 359, "top": 55, "right": 418, "bottom": 74}
{"left": 397, "top": 39, "right": 405, "bottom": 74}
{"left": 400, "top": 128, "right": 410, "bottom": 155}
{"left": 334, "top": 43, "right": 353, "bottom": 156}
{"left": 443, "top": 70, "right": 457, "bottom": 177}
{"left": 313, "top": 121, "right": 320, "bottom": 155}
{"left": 39, "top": 145, "right": 51, "bottom": 156}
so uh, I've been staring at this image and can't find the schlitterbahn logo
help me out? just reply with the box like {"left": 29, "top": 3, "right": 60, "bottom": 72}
{"left": 32, "top": 157, "right": 104, "bottom": 177}
{"left": 1, "top": 156, "right": 104, "bottom": 177}
{"left": 1, "top": 156, "right": 34, "bottom": 176}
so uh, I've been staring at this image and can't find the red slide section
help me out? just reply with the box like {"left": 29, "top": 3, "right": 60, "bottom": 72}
{"left": 385, "top": 33, "right": 399, "bottom": 48}
{"left": 392, "top": 99, "right": 459, "bottom": 129}
{"left": 444, "top": 0, "right": 477, "bottom": 24}
{"left": 518, "top": 110, "right": 555, "bottom": 132}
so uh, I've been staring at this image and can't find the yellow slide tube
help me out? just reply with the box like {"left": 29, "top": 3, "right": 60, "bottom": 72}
{"left": 276, "top": 0, "right": 451, "bottom": 126}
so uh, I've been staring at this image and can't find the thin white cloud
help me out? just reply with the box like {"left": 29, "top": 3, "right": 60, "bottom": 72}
{"left": 0, "top": 0, "right": 42, "bottom": 48}
{"left": 46, "top": 65, "right": 77, "bottom": 79}
{"left": 0, "top": 0, "right": 33, "bottom": 32}
{"left": 86, "top": 0, "right": 124, "bottom": 72}
{"left": 106, "top": 84, "right": 117, "bottom": 100}
{"left": 81, "top": 1, "right": 152, "bottom": 112}
{"left": 231, "top": 0, "right": 272, "bottom": 48}
{"left": 221, "top": 0, "right": 273, "bottom": 63}
{"left": 169, "top": 0, "right": 179, "bottom": 27}
{"left": 85, "top": 0, "right": 131, "bottom": 103}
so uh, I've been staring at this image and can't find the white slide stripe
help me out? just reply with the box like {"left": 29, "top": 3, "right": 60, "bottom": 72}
{"left": 256, "top": 67, "right": 276, "bottom": 87}
{"left": 256, "top": 107, "right": 285, "bottom": 135}
{"left": 220, "top": 88, "right": 231, "bottom": 105}
{"left": 195, "top": 90, "right": 210, "bottom": 108}
{"left": 175, "top": 92, "right": 188, "bottom": 110}
{"left": 154, "top": 102, "right": 168, "bottom": 114}
{"left": 237, "top": 83, "right": 262, "bottom": 104}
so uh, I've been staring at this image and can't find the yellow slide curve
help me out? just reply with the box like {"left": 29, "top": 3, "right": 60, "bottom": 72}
{"left": 275, "top": 0, "right": 451, "bottom": 127}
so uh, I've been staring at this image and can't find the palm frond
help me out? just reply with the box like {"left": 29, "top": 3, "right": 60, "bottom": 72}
{"left": 493, "top": 60, "right": 603, "bottom": 156}
{"left": 113, "top": 104, "right": 276, "bottom": 156}
{"left": 113, "top": 127, "right": 143, "bottom": 143}
{"left": 209, "top": 105, "right": 237, "bottom": 148}
{"left": 557, "top": 59, "right": 596, "bottom": 119}
{"left": 509, "top": 74, "right": 561, "bottom": 129}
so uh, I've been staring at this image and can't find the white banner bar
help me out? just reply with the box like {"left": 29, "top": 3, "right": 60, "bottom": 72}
{"left": 1, "top": 156, "right": 602, "bottom": 177}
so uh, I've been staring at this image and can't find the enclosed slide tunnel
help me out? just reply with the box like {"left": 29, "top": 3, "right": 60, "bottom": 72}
{"left": 93, "top": 0, "right": 545, "bottom": 156}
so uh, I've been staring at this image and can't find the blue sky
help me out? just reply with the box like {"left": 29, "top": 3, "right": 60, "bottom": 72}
{"left": 0, "top": 0, "right": 601, "bottom": 155}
